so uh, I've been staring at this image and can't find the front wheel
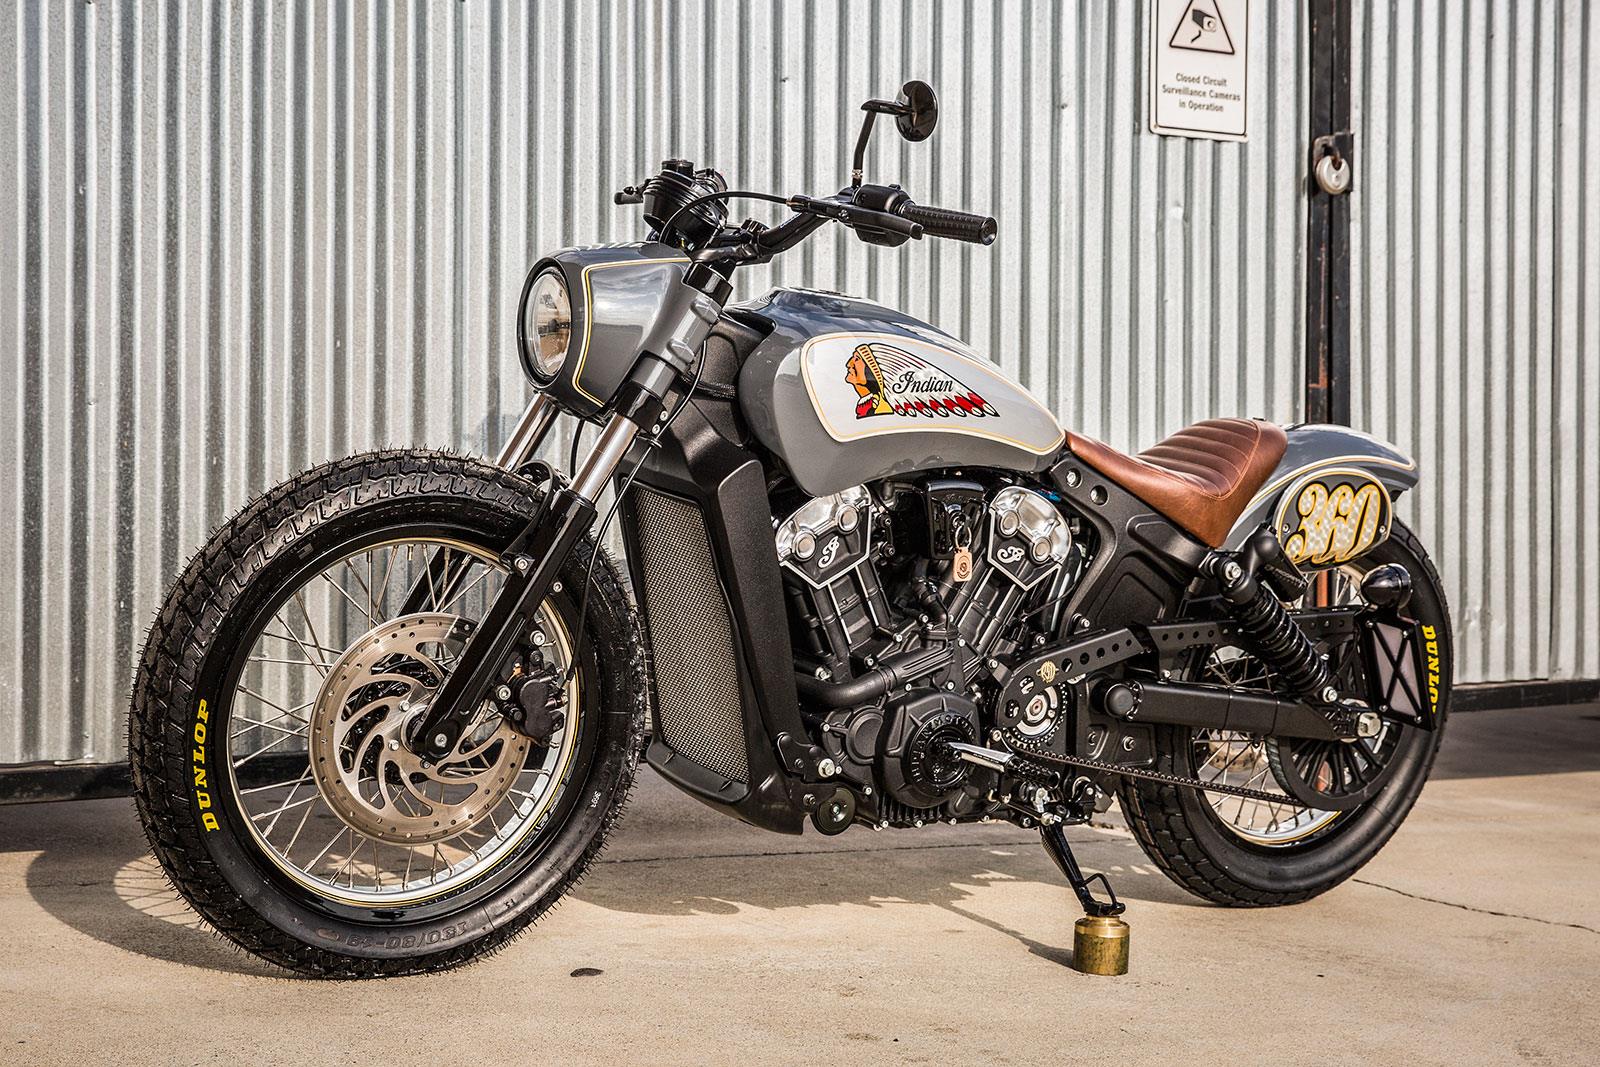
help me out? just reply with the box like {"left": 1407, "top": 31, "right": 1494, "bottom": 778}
{"left": 128, "top": 450, "right": 646, "bottom": 976}
{"left": 1119, "top": 520, "right": 1451, "bottom": 906}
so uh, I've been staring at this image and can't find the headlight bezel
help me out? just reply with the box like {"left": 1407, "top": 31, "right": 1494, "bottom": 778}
{"left": 517, "top": 266, "right": 574, "bottom": 385}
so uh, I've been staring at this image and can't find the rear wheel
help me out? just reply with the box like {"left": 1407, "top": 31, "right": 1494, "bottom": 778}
{"left": 1118, "top": 520, "right": 1450, "bottom": 906}
{"left": 129, "top": 450, "right": 646, "bottom": 976}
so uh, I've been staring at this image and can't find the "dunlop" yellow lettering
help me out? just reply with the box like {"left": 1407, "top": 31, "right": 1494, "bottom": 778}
{"left": 194, "top": 699, "right": 218, "bottom": 831}
{"left": 1421, "top": 625, "right": 1441, "bottom": 716}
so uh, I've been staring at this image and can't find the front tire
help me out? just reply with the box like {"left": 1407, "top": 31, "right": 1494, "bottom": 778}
{"left": 1118, "top": 520, "right": 1451, "bottom": 906}
{"left": 128, "top": 450, "right": 646, "bottom": 976}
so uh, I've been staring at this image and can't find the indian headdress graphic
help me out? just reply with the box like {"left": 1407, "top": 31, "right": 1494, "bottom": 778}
{"left": 844, "top": 343, "right": 999, "bottom": 420}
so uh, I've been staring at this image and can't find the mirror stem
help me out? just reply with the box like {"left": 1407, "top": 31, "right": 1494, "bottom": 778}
{"left": 851, "top": 99, "right": 907, "bottom": 186}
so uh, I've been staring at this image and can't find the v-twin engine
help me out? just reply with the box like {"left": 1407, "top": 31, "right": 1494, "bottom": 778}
{"left": 776, "top": 479, "right": 1084, "bottom": 827}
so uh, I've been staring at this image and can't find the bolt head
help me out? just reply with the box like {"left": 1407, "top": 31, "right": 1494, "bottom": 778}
{"left": 514, "top": 556, "right": 531, "bottom": 573}
{"left": 1121, "top": 736, "right": 1136, "bottom": 752}
{"left": 495, "top": 685, "right": 513, "bottom": 701}
{"left": 387, "top": 739, "right": 400, "bottom": 751}
{"left": 817, "top": 757, "right": 838, "bottom": 778}
{"left": 1321, "top": 685, "right": 1340, "bottom": 703}
{"left": 433, "top": 733, "right": 450, "bottom": 749}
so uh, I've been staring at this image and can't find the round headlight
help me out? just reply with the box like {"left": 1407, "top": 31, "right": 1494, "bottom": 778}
{"left": 524, "top": 269, "right": 572, "bottom": 380}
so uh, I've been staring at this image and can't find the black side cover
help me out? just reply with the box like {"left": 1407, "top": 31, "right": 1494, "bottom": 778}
{"left": 621, "top": 390, "right": 808, "bottom": 835}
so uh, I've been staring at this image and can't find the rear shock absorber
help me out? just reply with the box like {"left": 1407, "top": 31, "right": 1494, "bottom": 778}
{"left": 1207, "top": 528, "right": 1339, "bottom": 709}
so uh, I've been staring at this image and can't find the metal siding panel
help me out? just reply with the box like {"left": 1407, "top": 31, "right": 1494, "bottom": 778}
{"left": 10, "top": 0, "right": 1591, "bottom": 765}
{"left": 1351, "top": 0, "right": 1600, "bottom": 683}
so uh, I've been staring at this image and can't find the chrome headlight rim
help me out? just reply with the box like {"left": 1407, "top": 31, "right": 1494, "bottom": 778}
{"left": 518, "top": 265, "right": 574, "bottom": 385}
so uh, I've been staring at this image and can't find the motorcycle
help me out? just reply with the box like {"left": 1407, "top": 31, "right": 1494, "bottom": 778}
{"left": 129, "top": 82, "right": 1450, "bottom": 977}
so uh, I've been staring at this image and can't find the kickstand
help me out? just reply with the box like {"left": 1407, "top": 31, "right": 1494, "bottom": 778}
{"left": 1041, "top": 824, "right": 1131, "bottom": 976}
{"left": 1040, "top": 824, "right": 1125, "bottom": 917}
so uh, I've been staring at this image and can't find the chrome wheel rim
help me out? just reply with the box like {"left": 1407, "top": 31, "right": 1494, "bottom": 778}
{"left": 223, "top": 537, "right": 580, "bottom": 906}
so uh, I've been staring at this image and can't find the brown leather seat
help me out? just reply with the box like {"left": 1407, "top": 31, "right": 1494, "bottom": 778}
{"left": 1065, "top": 418, "right": 1287, "bottom": 547}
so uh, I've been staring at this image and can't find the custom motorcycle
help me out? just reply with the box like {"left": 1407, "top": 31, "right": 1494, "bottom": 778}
{"left": 130, "top": 82, "right": 1449, "bottom": 977}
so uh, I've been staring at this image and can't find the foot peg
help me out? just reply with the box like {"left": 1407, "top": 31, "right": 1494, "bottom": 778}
{"left": 1040, "top": 824, "right": 1130, "bottom": 976}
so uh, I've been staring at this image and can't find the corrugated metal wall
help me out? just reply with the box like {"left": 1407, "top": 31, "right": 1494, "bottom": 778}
{"left": 1350, "top": 0, "right": 1600, "bottom": 683}
{"left": 4, "top": 0, "right": 1585, "bottom": 768}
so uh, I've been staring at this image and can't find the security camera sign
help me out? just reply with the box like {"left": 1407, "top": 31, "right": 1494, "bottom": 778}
{"left": 1149, "top": 0, "right": 1249, "bottom": 141}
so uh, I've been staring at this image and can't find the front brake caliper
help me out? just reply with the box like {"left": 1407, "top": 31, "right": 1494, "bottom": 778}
{"left": 505, "top": 656, "right": 567, "bottom": 746}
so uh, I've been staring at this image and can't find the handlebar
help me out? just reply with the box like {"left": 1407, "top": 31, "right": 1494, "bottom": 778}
{"left": 892, "top": 200, "right": 997, "bottom": 245}
{"left": 613, "top": 161, "right": 1000, "bottom": 265}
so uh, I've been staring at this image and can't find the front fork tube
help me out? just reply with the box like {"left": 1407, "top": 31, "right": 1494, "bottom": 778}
{"left": 401, "top": 394, "right": 562, "bottom": 617}
{"left": 408, "top": 270, "right": 726, "bottom": 760}
{"left": 410, "top": 411, "right": 640, "bottom": 761}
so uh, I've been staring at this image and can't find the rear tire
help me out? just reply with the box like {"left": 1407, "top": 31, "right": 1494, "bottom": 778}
{"left": 128, "top": 450, "right": 646, "bottom": 976}
{"left": 1118, "top": 520, "right": 1450, "bottom": 906}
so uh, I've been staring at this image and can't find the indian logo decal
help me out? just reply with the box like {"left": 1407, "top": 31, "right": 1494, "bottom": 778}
{"left": 844, "top": 343, "right": 999, "bottom": 420}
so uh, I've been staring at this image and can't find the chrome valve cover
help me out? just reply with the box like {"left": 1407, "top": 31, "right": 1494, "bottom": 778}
{"left": 986, "top": 486, "right": 1072, "bottom": 589}
{"left": 775, "top": 485, "right": 875, "bottom": 589}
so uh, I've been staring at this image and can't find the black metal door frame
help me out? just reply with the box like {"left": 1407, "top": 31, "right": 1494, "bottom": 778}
{"left": 1304, "top": 0, "right": 1353, "bottom": 425}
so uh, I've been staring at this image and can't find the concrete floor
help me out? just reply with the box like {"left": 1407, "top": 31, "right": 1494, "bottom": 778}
{"left": 2, "top": 704, "right": 1596, "bottom": 1066}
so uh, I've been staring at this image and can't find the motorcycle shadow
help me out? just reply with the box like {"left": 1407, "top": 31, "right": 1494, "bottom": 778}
{"left": 13, "top": 798, "right": 285, "bottom": 978}
{"left": 9, "top": 793, "right": 1195, "bottom": 979}
{"left": 571, "top": 806, "right": 1199, "bottom": 968}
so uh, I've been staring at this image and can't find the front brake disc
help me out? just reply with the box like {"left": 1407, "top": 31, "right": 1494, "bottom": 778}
{"left": 309, "top": 612, "right": 531, "bottom": 844}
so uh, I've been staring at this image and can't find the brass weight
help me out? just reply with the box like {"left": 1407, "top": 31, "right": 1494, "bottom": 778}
{"left": 1072, "top": 914, "right": 1130, "bottom": 976}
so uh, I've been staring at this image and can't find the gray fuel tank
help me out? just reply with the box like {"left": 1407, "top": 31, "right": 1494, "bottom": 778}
{"left": 736, "top": 288, "right": 1064, "bottom": 497}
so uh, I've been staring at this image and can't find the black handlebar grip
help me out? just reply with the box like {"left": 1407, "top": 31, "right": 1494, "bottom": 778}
{"left": 895, "top": 201, "right": 997, "bottom": 245}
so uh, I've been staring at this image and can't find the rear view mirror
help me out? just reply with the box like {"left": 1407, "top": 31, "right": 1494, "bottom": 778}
{"left": 895, "top": 80, "right": 938, "bottom": 141}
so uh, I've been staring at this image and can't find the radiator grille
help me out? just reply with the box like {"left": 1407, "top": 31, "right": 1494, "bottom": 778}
{"left": 632, "top": 488, "right": 749, "bottom": 783}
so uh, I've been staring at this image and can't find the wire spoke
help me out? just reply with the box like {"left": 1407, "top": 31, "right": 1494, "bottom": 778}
{"left": 263, "top": 621, "right": 335, "bottom": 678}
{"left": 439, "top": 565, "right": 493, "bottom": 614}
{"left": 239, "top": 770, "right": 312, "bottom": 796}
{"left": 231, "top": 729, "right": 303, "bottom": 769}
{"left": 293, "top": 591, "right": 330, "bottom": 673}
{"left": 233, "top": 717, "right": 308, "bottom": 740}
{"left": 235, "top": 688, "right": 312, "bottom": 725}
{"left": 376, "top": 545, "right": 400, "bottom": 620}
{"left": 248, "top": 653, "right": 336, "bottom": 670}
{"left": 320, "top": 570, "right": 371, "bottom": 622}
{"left": 251, "top": 791, "right": 318, "bottom": 825}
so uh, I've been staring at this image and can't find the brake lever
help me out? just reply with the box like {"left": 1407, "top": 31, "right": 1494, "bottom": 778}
{"left": 786, "top": 194, "right": 924, "bottom": 239}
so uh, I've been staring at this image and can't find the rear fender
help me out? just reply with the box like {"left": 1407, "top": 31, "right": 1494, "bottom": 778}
{"left": 1225, "top": 425, "right": 1418, "bottom": 570}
